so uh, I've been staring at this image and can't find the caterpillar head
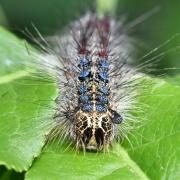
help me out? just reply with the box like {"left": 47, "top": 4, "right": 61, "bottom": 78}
{"left": 73, "top": 109, "right": 122, "bottom": 151}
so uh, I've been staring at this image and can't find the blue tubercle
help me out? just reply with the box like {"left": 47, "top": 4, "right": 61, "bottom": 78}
{"left": 96, "top": 104, "right": 107, "bottom": 112}
{"left": 110, "top": 110, "right": 123, "bottom": 124}
{"left": 99, "top": 86, "right": 109, "bottom": 95}
{"left": 79, "top": 95, "right": 89, "bottom": 103}
{"left": 99, "top": 71, "right": 108, "bottom": 82}
{"left": 78, "top": 85, "right": 87, "bottom": 94}
{"left": 79, "top": 70, "right": 90, "bottom": 80}
{"left": 98, "top": 96, "right": 108, "bottom": 104}
{"left": 79, "top": 57, "right": 90, "bottom": 66}
{"left": 113, "top": 114, "right": 123, "bottom": 124}
{"left": 99, "top": 59, "right": 109, "bottom": 69}
{"left": 82, "top": 104, "right": 93, "bottom": 112}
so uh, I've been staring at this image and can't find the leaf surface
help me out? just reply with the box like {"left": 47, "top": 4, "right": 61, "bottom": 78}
{"left": 25, "top": 78, "right": 180, "bottom": 180}
{"left": 0, "top": 27, "right": 180, "bottom": 180}
{"left": 0, "top": 27, "right": 58, "bottom": 172}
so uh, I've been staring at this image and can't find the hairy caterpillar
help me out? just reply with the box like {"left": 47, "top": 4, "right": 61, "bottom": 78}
{"left": 23, "top": 12, "right": 176, "bottom": 152}
{"left": 52, "top": 14, "right": 136, "bottom": 151}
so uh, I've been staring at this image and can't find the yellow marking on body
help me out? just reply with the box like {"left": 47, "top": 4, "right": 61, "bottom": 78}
{"left": 91, "top": 84, "right": 97, "bottom": 111}
{"left": 92, "top": 84, "right": 96, "bottom": 93}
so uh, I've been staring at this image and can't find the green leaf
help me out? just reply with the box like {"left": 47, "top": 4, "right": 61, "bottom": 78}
{"left": 122, "top": 78, "right": 180, "bottom": 180}
{"left": 25, "top": 78, "right": 180, "bottom": 180}
{"left": 0, "top": 27, "right": 58, "bottom": 172}
{"left": 0, "top": 27, "right": 180, "bottom": 179}
{"left": 25, "top": 143, "right": 149, "bottom": 180}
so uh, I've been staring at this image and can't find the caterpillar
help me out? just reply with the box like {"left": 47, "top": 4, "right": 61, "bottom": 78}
{"left": 25, "top": 13, "right": 154, "bottom": 152}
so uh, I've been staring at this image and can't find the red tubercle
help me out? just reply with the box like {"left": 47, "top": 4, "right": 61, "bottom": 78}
{"left": 98, "top": 50, "right": 108, "bottom": 58}
{"left": 78, "top": 47, "right": 90, "bottom": 55}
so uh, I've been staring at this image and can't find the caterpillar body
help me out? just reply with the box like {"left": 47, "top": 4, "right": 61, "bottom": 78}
{"left": 29, "top": 13, "right": 143, "bottom": 152}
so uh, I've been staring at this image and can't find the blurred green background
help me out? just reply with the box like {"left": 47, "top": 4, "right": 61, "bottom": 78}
{"left": 0, "top": 0, "right": 180, "bottom": 75}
